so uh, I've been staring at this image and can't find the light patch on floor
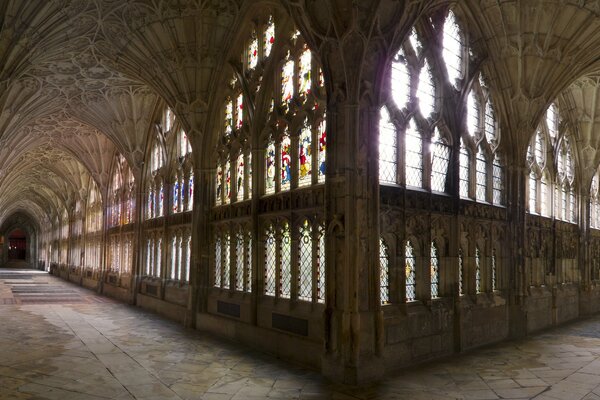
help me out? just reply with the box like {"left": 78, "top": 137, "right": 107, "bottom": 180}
{"left": 3, "top": 269, "right": 600, "bottom": 399}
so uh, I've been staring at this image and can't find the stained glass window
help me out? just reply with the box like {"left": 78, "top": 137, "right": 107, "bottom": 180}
{"left": 298, "top": 45, "right": 312, "bottom": 100}
{"left": 265, "top": 225, "right": 276, "bottom": 296}
{"left": 224, "top": 160, "right": 231, "bottom": 204}
{"left": 299, "top": 120, "right": 312, "bottom": 186}
{"left": 299, "top": 220, "right": 312, "bottom": 301}
{"left": 405, "top": 241, "right": 416, "bottom": 302}
{"left": 247, "top": 29, "right": 259, "bottom": 70}
{"left": 281, "top": 134, "right": 291, "bottom": 191}
{"left": 281, "top": 52, "right": 294, "bottom": 108}
{"left": 280, "top": 222, "right": 292, "bottom": 298}
{"left": 173, "top": 178, "right": 179, "bottom": 213}
{"left": 225, "top": 98, "right": 233, "bottom": 136}
{"left": 236, "top": 93, "right": 243, "bottom": 130}
{"left": 236, "top": 153, "right": 245, "bottom": 201}
{"left": 431, "top": 242, "right": 439, "bottom": 298}
{"left": 187, "top": 171, "right": 194, "bottom": 211}
{"left": 265, "top": 141, "right": 276, "bottom": 194}
{"left": 379, "top": 107, "right": 397, "bottom": 184}
{"left": 158, "top": 182, "right": 164, "bottom": 217}
{"left": 380, "top": 238, "right": 390, "bottom": 305}
{"left": 263, "top": 16, "right": 275, "bottom": 58}
{"left": 318, "top": 120, "right": 326, "bottom": 183}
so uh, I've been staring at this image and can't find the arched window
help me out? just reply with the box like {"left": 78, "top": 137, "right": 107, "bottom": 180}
{"left": 556, "top": 136, "right": 576, "bottom": 222}
{"left": 171, "top": 128, "right": 193, "bottom": 214}
{"left": 380, "top": 238, "right": 390, "bottom": 305}
{"left": 210, "top": 13, "right": 326, "bottom": 315}
{"left": 146, "top": 133, "right": 166, "bottom": 219}
{"left": 405, "top": 240, "right": 416, "bottom": 302}
{"left": 528, "top": 125, "right": 547, "bottom": 215}
{"left": 108, "top": 154, "right": 135, "bottom": 275}
{"left": 461, "top": 77, "right": 504, "bottom": 205}
{"left": 85, "top": 180, "right": 102, "bottom": 272}
{"left": 442, "top": 11, "right": 463, "bottom": 88}
{"left": 528, "top": 101, "right": 577, "bottom": 222}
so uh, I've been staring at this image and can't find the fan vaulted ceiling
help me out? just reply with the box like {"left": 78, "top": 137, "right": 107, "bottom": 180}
{"left": 2, "top": 0, "right": 600, "bottom": 228}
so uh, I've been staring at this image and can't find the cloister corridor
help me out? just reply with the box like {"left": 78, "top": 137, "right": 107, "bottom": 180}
{"left": 0, "top": 269, "right": 599, "bottom": 400}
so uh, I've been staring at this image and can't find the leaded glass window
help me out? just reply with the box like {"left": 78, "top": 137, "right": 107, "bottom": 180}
{"left": 298, "top": 220, "right": 312, "bottom": 301}
{"left": 475, "top": 246, "right": 481, "bottom": 293}
{"left": 405, "top": 241, "right": 416, "bottom": 302}
{"left": 431, "top": 129, "right": 450, "bottom": 193}
{"left": 380, "top": 238, "right": 390, "bottom": 305}
{"left": 280, "top": 222, "right": 291, "bottom": 298}
{"left": 460, "top": 142, "right": 470, "bottom": 198}
{"left": 264, "top": 225, "right": 276, "bottom": 296}
{"left": 405, "top": 120, "right": 422, "bottom": 187}
{"left": 431, "top": 242, "right": 439, "bottom": 298}
{"left": 442, "top": 11, "right": 463, "bottom": 88}
{"left": 379, "top": 107, "right": 397, "bottom": 184}
{"left": 317, "top": 224, "right": 325, "bottom": 303}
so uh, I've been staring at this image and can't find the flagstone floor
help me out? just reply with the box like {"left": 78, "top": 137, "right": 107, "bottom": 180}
{"left": 2, "top": 269, "right": 600, "bottom": 399}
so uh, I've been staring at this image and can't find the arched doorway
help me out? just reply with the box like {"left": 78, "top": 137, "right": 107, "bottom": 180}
{"left": 7, "top": 229, "right": 26, "bottom": 261}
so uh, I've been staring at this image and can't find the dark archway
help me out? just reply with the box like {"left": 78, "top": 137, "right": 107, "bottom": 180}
{"left": 0, "top": 212, "right": 39, "bottom": 269}
{"left": 7, "top": 229, "right": 26, "bottom": 261}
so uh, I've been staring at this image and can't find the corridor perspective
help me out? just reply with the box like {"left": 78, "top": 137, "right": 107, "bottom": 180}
{"left": 3, "top": 269, "right": 600, "bottom": 400}
{"left": 9, "top": 0, "right": 600, "bottom": 392}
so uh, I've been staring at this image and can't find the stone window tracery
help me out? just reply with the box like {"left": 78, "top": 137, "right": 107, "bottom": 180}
{"left": 527, "top": 101, "right": 577, "bottom": 222}
{"left": 461, "top": 77, "right": 504, "bottom": 205}
{"left": 210, "top": 13, "right": 327, "bottom": 311}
